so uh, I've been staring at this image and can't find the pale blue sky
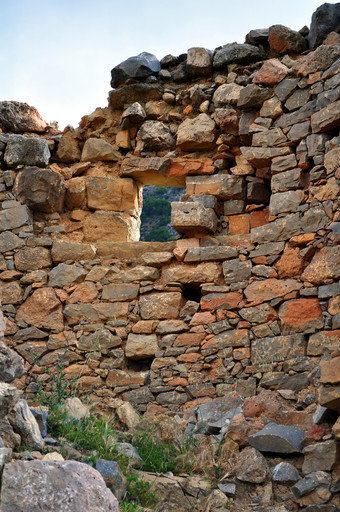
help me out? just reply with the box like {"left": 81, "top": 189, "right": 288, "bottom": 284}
{"left": 0, "top": 0, "right": 336, "bottom": 129}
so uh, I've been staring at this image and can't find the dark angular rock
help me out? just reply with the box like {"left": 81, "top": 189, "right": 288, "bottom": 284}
{"left": 245, "top": 29, "right": 269, "bottom": 46}
{"left": 213, "top": 43, "right": 263, "bottom": 68}
{"left": 111, "top": 52, "right": 160, "bottom": 88}
{"left": 4, "top": 135, "right": 50, "bottom": 168}
{"left": 14, "top": 167, "right": 65, "bottom": 213}
{"left": 95, "top": 459, "right": 126, "bottom": 501}
{"left": 194, "top": 394, "right": 244, "bottom": 434}
{"left": 235, "top": 446, "right": 269, "bottom": 483}
{"left": 272, "top": 462, "right": 300, "bottom": 484}
{"left": 160, "top": 54, "right": 179, "bottom": 68}
{"left": 0, "top": 341, "right": 25, "bottom": 383}
{"left": 237, "top": 84, "right": 272, "bottom": 109}
{"left": 309, "top": 2, "right": 340, "bottom": 49}
{"left": 248, "top": 422, "right": 304, "bottom": 453}
{"left": 293, "top": 471, "right": 331, "bottom": 499}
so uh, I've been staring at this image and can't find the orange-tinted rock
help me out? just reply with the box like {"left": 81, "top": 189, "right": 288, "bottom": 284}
{"left": 169, "top": 158, "right": 214, "bottom": 177}
{"left": 16, "top": 287, "right": 63, "bottom": 331}
{"left": 200, "top": 292, "right": 242, "bottom": 311}
{"left": 177, "top": 353, "right": 201, "bottom": 363}
{"left": 302, "top": 246, "right": 340, "bottom": 284}
{"left": 329, "top": 296, "right": 340, "bottom": 315}
{"left": 132, "top": 320, "right": 157, "bottom": 334}
{"left": 279, "top": 298, "right": 323, "bottom": 333}
{"left": 275, "top": 244, "right": 305, "bottom": 278}
{"left": 319, "top": 357, "right": 340, "bottom": 384}
{"left": 228, "top": 214, "right": 250, "bottom": 235}
{"left": 244, "top": 390, "right": 287, "bottom": 419}
{"left": 253, "top": 59, "right": 289, "bottom": 86}
{"left": 244, "top": 278, "right": 302, "bottom": 304}
{"left": 140, "top": 292, "right": 183, "bottom": 319}
{"left": 250, "top": 209, "right": 269, "bottom": 229}
{"left": 174, "top": 333, "right": 205, "bottom": 346}
{"left": 67, "top": 282, "right": 98, "bottom": 304}
{"left": 290, "top": 233, "right": 316, "bottom": 246}
{"left": 307, "top": 330, "right": 340, "bottom": 355}
{"left": 190, "top": 312, "right": 216, "bottom": 326}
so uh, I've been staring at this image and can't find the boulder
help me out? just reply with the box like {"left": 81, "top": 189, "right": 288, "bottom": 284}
{"left": 248, "top": 423, "right": 304, "bottom": 453}
{"left": 302, "top": 440, "right": 337, "bottom": 475}
{"left": 0, "top": 101, "right": 47, "bottom": 133}
{"left": 213, "top": 83, "right": 243, "bottom": 107}
{"left": 237, "top": 84, "right": 272, "bottom": 109}
{"left": 9, "top": 399, "right": 44, "bottom": 450}
{"left": 268, "top": 24, "right": 308, "bottom": 54}
{"left": 171, "top": 201, "right": 217, "bottom": 235}
{"left": 253, "top": 59, "right": 289, "bottom": 86}
{"left": 4, "top": 135, "right": 50, "bottom": 168}
{"left": 177, "top": 113, "right": 216, "bottom": 151}
{"left": 292, "top": 44, "right": 340, "bottom": 77}
{"left": 14, "top": 167, "right": 65, "bottom": 213}
{"left": 309, "top": 3, "right": 340, "bottom": 48}
{"left": 137, "top": 120, "right": 175, "bottom": 151}
{"left": 0, "top": 341, "right": 25, "bottom": 383}
{"left": 186, "top": 47, "right": 212, "bottom": 76}
{"left": 0, "top": 460, "right": 119, "bottom": 511}
{"left": 16, "top": 287, "right": 64, "bottom": 331}
{"left": 110, "top": 52, "right": 160, "bottom": 88}
{"left": 213, "top": 43, "right": 263, "bottom": 68}
{"left": 235, "top": 446, "right": 269, "bottom": 483}
{"left": 81, "top": 138, "right": 120, "bottom": 162}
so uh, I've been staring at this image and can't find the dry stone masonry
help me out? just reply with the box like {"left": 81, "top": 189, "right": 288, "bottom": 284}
{"left": 0, "top": 3, "right": 339, "bottom": 510}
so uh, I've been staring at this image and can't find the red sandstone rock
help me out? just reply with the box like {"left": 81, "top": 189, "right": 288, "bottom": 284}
{"left": 16, "top": 288, "right": 63, "bottom": 331}
{"left": 302, "top": 246, "right": 340, "bottom": 284}
{"left": 174, "top": 333, "right": 205, "bottom": 346}
{"left": 244, "top": 278, "right": 302, "bottom": 304}
{"left": 250, "top": 209, "right": 269, "bottom": 229}
{"left": 253, "top": 59, "right": 289, "bottom": 86}
{"left": 67, "top": 282, "right": 98, "bottom": 304}
{"left": 228, "top": 214, "right": 250, "bottom": 235}
{"left": 177, "top": 353, "right": 201, "bottom": 363}
{"left": 319, "top": 357, "right": 340, "bottom": 384}
{"left": 275, "top": 245, "right": 305, "bottom": 278}
{"left": 190, "top": 312, "right": 216, "bottom": 326}
{"left": 279, "top": 298, "right": 323, "bottom": 333}
{"left": 200, "top": 291, "right": 242, "bottom": 311}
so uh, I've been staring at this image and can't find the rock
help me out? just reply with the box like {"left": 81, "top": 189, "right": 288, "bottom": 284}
{"left": 9, "top": 399, "right": 44, "bottom": 450}
{"left": 241, "top": 146, "right": 291, "bottom": 167}
{"left": 302, "top": 247, "right": 340, "bottom": 284}
{"left": 77, "top": 329, "right": 121, "bottom": 353}
{"left": 237, "top": 84, "right": 272, "bottom": 109}
{"left": 319, "top": 385, "right": 340, "bottom": 411}
{"left": 121, "top": 102, "right": 146, "bottom": 128}
{"left": 0, "top": 460, "right": 119, "bottom": 511}
{"left": 0, "top": 231, "right": 25, "bottom": 253}
{"left": 163, "top": 262, "right": 221, "bottom": 285}
{"left": 49, "top": 263, "right": 86, "bottom": 288}
{"left": 292, "top": 44, "right": 340, "bottom": 77}
{"left": 86, "top": 176, "right": 139, "bottom": 214}
{"left": 214, "top": 107, "right": 239, "bottom": 134}
{"left": 94, "top": 459, "right": 126, "bottom": 501}
{"left": 125, "top": 333, "right": 158, "bottom": 359}
{"left": 81, "top": 138, "right": 120, "bottom": 162}
{"left": 137, "top": 120, "right": 175, "bottom": 152}
{"left": 14, "top": 247, "right": 52, "bottom": 271}
{"left": 30, "top": 408, "right": 48, "bottom": 438}
{"left": 83, "top": 211, "right": 140, "bottom": 242}
{"left": 0, "top": 204, "right": 32, "bottom": 232}
{"left": 139, "top": 292, "right": 183, "bottom": 320}
{"left": 0, "top": 281, "right": 23, "bottom": 305}
{"left": 51, "top": 241, "right": 96, "bottom": 263}
{"left": 55, "top": 130, "right": 81, "bottom": 163}
{"left": 223, "top": 259, "right": 252, "bottom": 284}
{"left": 268, "top": 24, "right": 308, "bottom": 54}
{"left": 309, "top": 3, "right": 340, "bottom": 48}
{"left": 235, "top": 446, "right": 269, "bottom": 483}
{"left": 102, "top": 283, "right": 139, "bottom": 302}
{"left": 177, "top": 113, "right": 216, "bottom": 151}
{"left": 108, "top": 83, "right": 163, "bottom": 110}
{"left": 214, "top": 43, "right": 263, "bottom": 68}
{"left": 213, "top": 83, "right": 243, "bottom": 107}
{"left": 269, "top": 190, "right": 302, "bottom": 215}
{"left": 253, "top": 59, "right": 289, "bottom": 86}
{"left": 0, "top": 382, "right": 20, "bottom": 419}
{"left": 14, "top": 167, "right": 65, "bottom": 213}
{"left": 142, "top": 251, "right": 172, "bottom": 266}
{"left": 248, "top": 423, "right": 304, "bottom": 453}
{"left": 292, "top": 471, "right": 332, "bottom": 504}
{"left": 0, "top": 101, "right": 47, "bottom": 133}
{"left": 4, "top": 135, "right": 50, "bottom": 168}
{"left": 311, "top": 97, "right": 340, "bottom": 133}
{"left": 186, "top": 47, "right": 212, "bottom": 76}
{"left": 286, "top": 88, "right": 311, "bottom": 111}
{"left": 123, "top": 386, "right": 154, "bottom": 405}
{"left": 115, "top": 442, "right": 142, "bottom": 469}
{"left": 60, "top": 397, "right": 90, "bottom": 420}
{"left": 42, "top": 452, "right": 64, "bottom": 461}
{"left": 272, "top": 462, "right": 300, "bottom": 484}
{"left": 16, "top": 287, "right": 64, "bottom": 331}
{"left": 279, "top": 298, "right": 323, "bottom": 333}
{"left": 0, "top": 341, "right": 25, "bottom": 383}
{"left": 308, "top": 331, "right": 340, "bottom": 356}
{"left": 245, "top": 278, "right": 302, "bottom": 303}
{"left": 302, "top": 440, "right": 337, "bottom": 475}
{"left": 194, "top": 394, "right": 244, "bottom": 434}
{"left": 171, "top": 202, "right": 217, "bottom": 235}
{"left": 111, "top": 52, "right": 160, "bottom": 88}
{"left": 320, "top": 357, "right": 340, "bottom": 384}
{"left": 186, "top": 174, "right": 245, "bottom": 200}
{"left": 116, "top": 402, "right": 140, "bottom": 429}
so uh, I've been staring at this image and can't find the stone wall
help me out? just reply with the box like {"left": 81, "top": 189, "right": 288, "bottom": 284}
{"left": 0, "top": 5, "right": 339, "bottom": 418}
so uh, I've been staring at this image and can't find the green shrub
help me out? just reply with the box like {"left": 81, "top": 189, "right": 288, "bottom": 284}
{"left": 132, "top": 428, "right": 178, "bottom": 473}
{"left": 125, "top": 475, "right": 157, "bottom": 508}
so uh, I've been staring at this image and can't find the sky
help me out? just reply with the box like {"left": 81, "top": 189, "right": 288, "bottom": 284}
{"left": 0, "top": 0, "right": 338, "bottom": 130}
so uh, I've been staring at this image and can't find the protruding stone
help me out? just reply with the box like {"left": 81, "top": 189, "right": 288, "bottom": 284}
{"left": 249, "top": 423, "right": 304, "bottom": 453}
{"left": 111, "top": 52, "right": 160, "bottom": 88}
{"left": 4, "top": 135, "right": 50, "bottom": 168}
{"left": 125, "top": 333, "right": 158, "bottom": 359}
{"left": 171, "top": 202, "right": 217, "bottom": 235}
{"left": 186, "top": 47, "right": 212, "bottom": 76}
{"left": 14, "top": 167, "right": 65, "bottom": 213}
{"left": 81, "top": 138, "right": 120, "bottom": 162}
{"left": 268, "top": 24, "right": 308, "bottom": 54}
{"left": 0, "top": 101, "right": 48, "bottom": 133}
{"left": 16, "top": 287, "right": 64, "bottom": 331}
{"left": 213, "top": 43, "right": 263, "bottom": 68}
{"left": 177, "top": 114, "right": 216, "bottom": 151}
{"left": 272, "top": 462, "right": 300, "bottom": 484}
{"left": 235, "top": 447, "right": 269, "bottom": 483}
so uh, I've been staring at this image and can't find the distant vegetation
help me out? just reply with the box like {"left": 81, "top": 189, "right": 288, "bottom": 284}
{"left": 140, "top": 186, "right": 185, "bottom": 242}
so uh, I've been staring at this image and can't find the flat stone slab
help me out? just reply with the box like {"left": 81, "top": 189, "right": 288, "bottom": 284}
{"left": 248, "top": 422, "right": 304, "bottom": 453}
